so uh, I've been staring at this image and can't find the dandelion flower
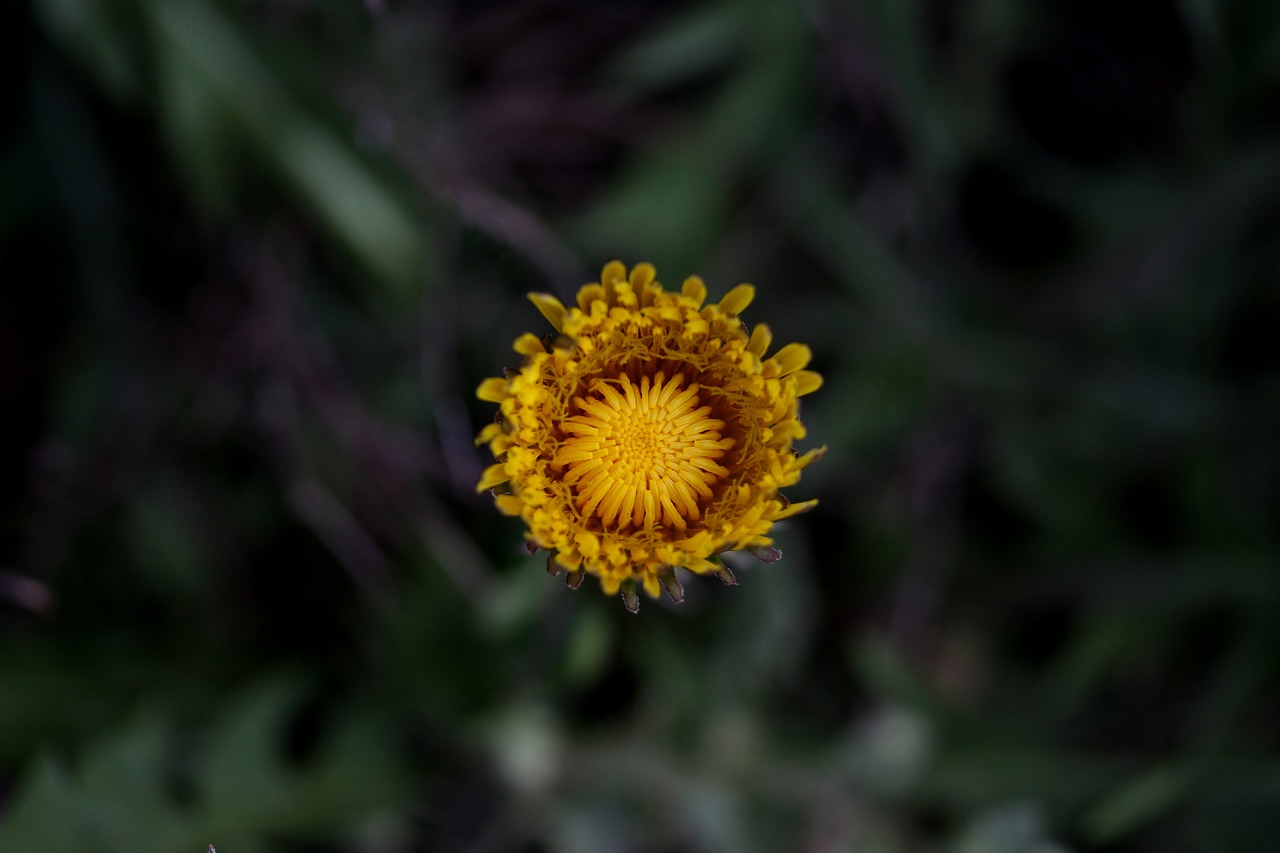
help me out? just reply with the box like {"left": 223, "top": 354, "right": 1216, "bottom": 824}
{"left": 476, "top": 261, "right": 823, "bottom": 611}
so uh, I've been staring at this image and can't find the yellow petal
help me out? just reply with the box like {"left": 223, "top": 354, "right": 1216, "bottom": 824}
{"left": 475, "top": 422, "right": 503, "bottom": 446}
{"left": 553, "top": 550, "right": 583, "bottom": 572}
{"left": 513, "top": 333, "right": 545, "bottom": 356}
{"left": 793, "top": 369, "right": 823, "bottom": 396}
{"left": 495, "top": 494, "right": 524, "bottom": 516}
{"left": 769, "top": 343, "right": 811, "bottom": 376}
{"left": 527, "top": 292, "right": 566, "bottom": 332}
{"left": 717, "top": 283, "right": 755, "bottom": 316}
{"left": 681, "top": 276, "right": 707, "bottom": 308}
{"left": 794, "top": 446, "right": 827, "bottom": 469}
{"left": 630, "top": 262, "right": 656, "bottom": 290}
{"left": 600, "top": 260, "right": 627, "bottom": 287}
{"left": 476, "top": 377, "right": 509, "bottom": 402}
{"left": 773, "top": 498, "right": 818, "bottom": 520}
{"left": 747, "top": 323, "right": 773, "bottom": 356}
{"left": 576, "top": 283, "right": 606, "bottom": 311}
{"left": 476, "top": 463, "right": 510, "bottom": 492}
{"left": 682, "top": 556, "right": 718, "bottom": 574}
{"left": 574, "top": 530, "right": 600, "bottom": 559}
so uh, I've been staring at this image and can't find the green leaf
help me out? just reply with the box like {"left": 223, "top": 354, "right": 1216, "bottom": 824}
{"left": 0, "top": 755, "right": 101, "bottom": 853}
{"left": 606, "top": 4, "right": 742, "bottom": 92}
{"left": 202, "top": 678, "right": 306, "bottom": 828}
{"left": 1084, "top": 763, "right": 1194, "bottom": 844}
{"left": 146, "top": 0, "right": 426, "bottom": 295}
{"left": 0, "top": 680, "right": 408, "bottom": 851}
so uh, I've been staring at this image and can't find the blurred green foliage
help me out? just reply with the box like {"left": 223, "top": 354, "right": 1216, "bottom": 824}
{"left": 2, "top": 0, "right": 1279, "bottom": 851}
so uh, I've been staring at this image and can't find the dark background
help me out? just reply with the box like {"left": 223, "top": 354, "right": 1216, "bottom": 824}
{"left": 2, "top": 0, "right": 1279, "bottom": 850}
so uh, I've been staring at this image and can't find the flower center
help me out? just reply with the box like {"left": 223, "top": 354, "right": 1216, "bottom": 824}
{"left": 554, "top": 371, "right": 733, "bottom": 532}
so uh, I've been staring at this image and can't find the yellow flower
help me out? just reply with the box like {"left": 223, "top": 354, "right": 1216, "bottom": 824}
{"left": 476, "top": 261, "right": 823, "bottom": 610}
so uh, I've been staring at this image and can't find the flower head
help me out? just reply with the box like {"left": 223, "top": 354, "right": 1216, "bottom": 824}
{"left": 476, "top": 261, "right": 823, "bottom": 610}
